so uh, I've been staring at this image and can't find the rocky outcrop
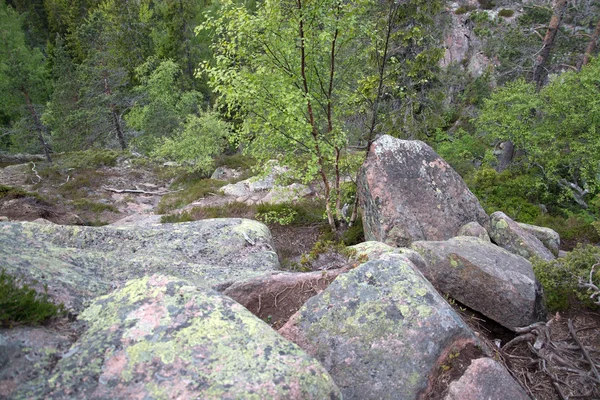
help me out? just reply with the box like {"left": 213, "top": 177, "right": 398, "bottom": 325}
{"left": 16, "top": 275, "right": 341, "bottom": 399}
{"left": 358, "top": 135, "right": 489, "bottom": 247}
{"left": 489, "top": 211, "right": 555, "bottom": 261}
{"left": 412, "top": 236, "right": 545, "bottom": 330}
{"left": 279, "top": 253, "right": 482, "bottom": 400}
{"left": 517, "top": 222, "right": 560, "bottom": 257}
{"left": 220, "top": 168, "right": 313, "bottom": 206}
{"left": 445, "top": 357, "right": 530, "bottom": 400}
{"left": 457, "top": 221, "right": 491, "bottom": 242}
{"left": 0, "top": 219, "right": 278, "bottom": 312}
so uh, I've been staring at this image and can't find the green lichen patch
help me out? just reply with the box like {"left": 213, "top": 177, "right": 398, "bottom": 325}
{"left": 20, "top": 275, "right": 340, "bottom": 399}
{"left": 281, "top": 253, "right": 478, "bottom": 400}
{"left": 0, "top": 219, "right": 279, "bottom": 312}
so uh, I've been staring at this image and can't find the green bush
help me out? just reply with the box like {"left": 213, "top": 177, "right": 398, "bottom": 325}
{"left": 477, "top": 0, "right": 495, "bottom": 10}
{"left": 455, "top": 5, "right": 476, "bottom": 14}
{"left": 72, "top": 199, "right": 119, "bottom": 213}
{"left": 256, "top": 200, "right": 326, "bottom": 226}
{"left": 0, "top": 269, "right": 65, "bottom": 327}
{"left": 533, "top": 213, "right": 600, "bottom": 247}
{"left": 498, "top": 9, "right": 515, "bottom": 18}
{"left": 0, "top": 185, "right": 44, "bottom": 201}
{"left": 55, "top": 149, "right": 121, "bottom": 170}
{"left": 467, "top": 167, "right": 544, "bottom": 223}
{"left": 533, "top": 245, "right": 600, "bottom": 311}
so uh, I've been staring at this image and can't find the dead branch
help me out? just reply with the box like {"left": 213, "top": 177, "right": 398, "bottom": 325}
{"left": 30, "top": 162, "right": 42, "bottom": 183}
{"left": 102, "top": 186, "right": 179, "bottom": 195}
{"left": 578, "top": 263, "right": 600, "bottom": 306}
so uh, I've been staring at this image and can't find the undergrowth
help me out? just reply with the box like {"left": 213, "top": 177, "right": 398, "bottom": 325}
{"left": 0, "top": 269, "right": 65, "bottom": 327}
{"left": 533, "top": 245, "right": 600, "bottom": 311}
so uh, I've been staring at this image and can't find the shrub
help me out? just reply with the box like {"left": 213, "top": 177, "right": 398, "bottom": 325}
{"left": 0, "top": 269, "right": 65, "bottom": 327}
{"left": 533, "top": 244, "right": 600, "bottom": 311}
{"left": 72, "top": 199, "right": 119, "bottom": 213}
{"left": 55, "top": 149, "right": 121, "bottom": 170}
{"left": 0, "top": 185, "right": 44, "bottom": 202}
{"left": 498, "top": 9, "right": 515, "bottom": 18}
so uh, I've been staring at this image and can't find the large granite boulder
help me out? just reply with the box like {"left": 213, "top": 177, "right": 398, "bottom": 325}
{"left": 0, "top": 219, "right": 278, "bottom": 312}
{"left": 488, "top": 212, "right": 555, "bottom": 261}
{"left": 517, "top": 222, "right": 560, "bottom": 257}
{"left": 358, "top": 135, "right": 489, "bottom": 247}
{"left": 445, "top": 358, "right": 530, "bottom": 400}
{"left": 412, "top": 236, "right": 545, "bottom": 330}
{"left": 15, "top": 275, "right": 340, "bottom": 399}
{"left": 279, "top": 253, "right": 482, "bottom": 400}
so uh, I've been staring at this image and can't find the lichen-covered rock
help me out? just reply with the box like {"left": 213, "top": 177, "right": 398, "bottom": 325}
{"left": 517, "top": 222, "right": 560, "bottom": 257}
{"left": 457, "top": 221, "right": 490, "bottom": 242}
{"left": 16, "top": 275, "right": 340, "bottom": 400}
{"left": 349, "top": 241, "right": 427, "bottom": 269}
{"left": 279, "top": 253, "right": 481, "bottom": 400}
{"left": 445, "top": 358, "right": 530, "bottom": 400}
{"left": 0, "top": 325, "right": 78, "bottom": 399}
{"left": 358, "top": 135, "right": 489, "bottom": 247}
{"left": 0, "top": 219, "right": 278, "bottom": 312}
{"left": 412, "top": 236, "right": 545, "bottom": 330}
{"left": 488, "top": 212, "right": 555, "bottom": 261}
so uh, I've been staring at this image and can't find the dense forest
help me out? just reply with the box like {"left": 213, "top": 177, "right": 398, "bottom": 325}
{"left": 1, "top": 0, "right": 599, "bottom": 240}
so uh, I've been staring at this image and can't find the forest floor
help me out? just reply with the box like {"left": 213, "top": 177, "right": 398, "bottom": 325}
{"left": 0, "top": 155, "right": 598, "bottom": 399}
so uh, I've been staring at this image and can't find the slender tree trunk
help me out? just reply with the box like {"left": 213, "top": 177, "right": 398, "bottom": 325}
{"left": 103, "top": 76, "right": 127, "bottom": 150}
{"left": 349, "top": 0, "right": 398, "bottom": 227}
{"left": 21, "top": 87, "right": 52, "bottom": 163}
{"left": 532, "top": 0, "right": 568, "bottom": 88}
{"left": 297, "top": 0, "right": 336, "bottom": 231}
{"left": 578, "top": 17, "right": 600, "bottom": 70}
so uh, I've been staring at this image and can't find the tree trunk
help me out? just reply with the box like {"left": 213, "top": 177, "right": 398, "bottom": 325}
{"left": 104, "top": 76, "right": 127, "bottom": 150}
{"left": 349, "top": 0, "right": 399, "bottom": 227}
{"left": 297, "top": 0, "right": 336, "bottom": 231}
{"left": 497, "top": 140, "right": 515, "bottom": 172}
{"left": 21, "top": 87, "right": 52, "bottom": 163}
{"left": 532, "top": 0, "right": 568, "bottom": 89}
{"left": 578, "top": 17, "right": 600, "bottom": 70}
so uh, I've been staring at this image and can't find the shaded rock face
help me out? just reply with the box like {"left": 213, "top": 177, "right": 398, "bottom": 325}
{"left": 445, "top": 357, "right": 530, "bottom": 400}
{"left": 279, "top": 253, "right": 480, "bottom": 400}
{"left": 223, "top": 269, "right": 346, "bottom": 329}
{"left": 0, "top": 325, "right": 79, "bottom": 399}
{"left": 16, "top": 275, "right": 341, "bottom": 400}
{"left": 358, "top": 135, "right": 489, "bottom": 247}
{"left": 489, "top": 211, "right": 555, "bottom": 261}
{"left": 0, "top": 219, "right": 278, "bottom": 312}
{"left": 412, "top": 236, "right": 545, "bottom": 330}
{"left": 517, "top": 222, "right": 560, "bottom": 257}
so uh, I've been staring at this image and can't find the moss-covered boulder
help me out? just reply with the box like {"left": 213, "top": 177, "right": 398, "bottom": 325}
{"left": 279, "top": 253, "right": 481, "bottom": 400}
{"left": 358, "top": 135, "right": 489, "bottom": 247}
{"left": 488, "top": 212, "right": 555, "bottom": 261}
{"left": 16, "top": 275, "right": 340, "bottom": 399}
{"left": 412, "top": 236, "right": 545, "bottom": 330}
{"left": 0, "top": 219, "right": 278, "bottom": 312}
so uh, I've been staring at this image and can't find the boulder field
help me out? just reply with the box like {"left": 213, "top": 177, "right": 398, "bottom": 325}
{"left": 0, "top": 135, "right": 562, "bottom": 399}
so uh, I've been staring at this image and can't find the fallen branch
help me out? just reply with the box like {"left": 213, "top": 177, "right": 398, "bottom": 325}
{"left": 102, "top": 186, "right": 179, "bottom": 195}
{"left": 30, "top": 162, "right": 42, "bottom": 183}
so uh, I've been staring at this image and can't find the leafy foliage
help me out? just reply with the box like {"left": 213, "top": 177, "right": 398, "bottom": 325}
{"left": 477, "top": 60, "right": 600, "bottom": 209}
{"left": 533, "top": 244, "right": 600, "bottom": 310}
{"left": 0, "top": 269, "right": 65, "bottom": 327}
{"left": 152, "top": 110, "right": 232, "bottom": 175}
